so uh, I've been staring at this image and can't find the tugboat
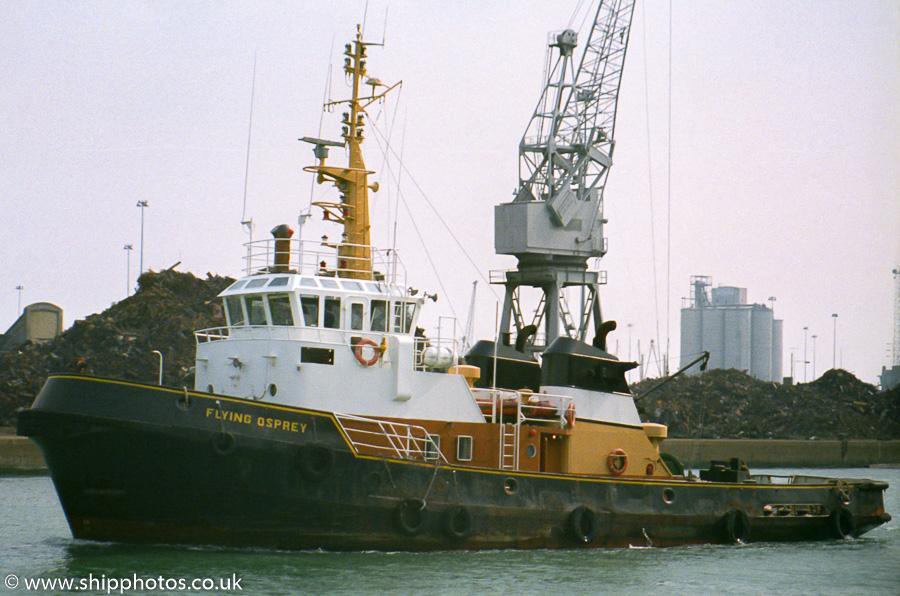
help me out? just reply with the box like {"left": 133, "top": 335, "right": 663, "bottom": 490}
{"left": 18, "top": 2, "right": 890, "bottom": 550}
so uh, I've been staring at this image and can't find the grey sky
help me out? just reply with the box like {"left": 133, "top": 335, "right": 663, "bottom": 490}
{"left": 2, "top": 1, "right": 898, "bottom": 384}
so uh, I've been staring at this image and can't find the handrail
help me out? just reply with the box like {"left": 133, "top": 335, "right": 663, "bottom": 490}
{"left": 334, "top": 412, "right": 448, "bottom": 463}
{"left": 471, "top": 387, "right": 573, "bottom": 429}
{"left": 195, "top": 327, "right": 230, "bottom": 343}
{"left": 242, "top": 238, "right": 407, "bottom": 287}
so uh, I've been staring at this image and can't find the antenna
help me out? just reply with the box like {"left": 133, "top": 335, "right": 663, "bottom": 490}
{"left": 240, "top": 54, "right": 258, "bottom": 267}
{"left": 241, "top": 53, "right": 257, "bottom": 228}
{"left": 306, "top": 36, "right": 336, "bottom": 217}
{"left": 361, "top": 1, "right": 369, "bottom": 37}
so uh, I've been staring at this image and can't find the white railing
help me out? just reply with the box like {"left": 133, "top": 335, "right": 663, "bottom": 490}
{"left": 195, "top": 327, "right": 229, "bottom": 343}
{"left": 334, "top": 413, "right": 447, "bottom": 463}
{"left": 414, "top": 336, "right": 461, "bottom": 371}
{"left": 471, "top": 388, "right": 573, "bottom": 428}
{"left": 242, "top": 238, "right": 407, "bottom": 288}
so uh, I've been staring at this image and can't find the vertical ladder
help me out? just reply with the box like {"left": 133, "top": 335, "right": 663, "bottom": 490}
{"left": 500, "top": 423, "right": 519, "bottom": 470}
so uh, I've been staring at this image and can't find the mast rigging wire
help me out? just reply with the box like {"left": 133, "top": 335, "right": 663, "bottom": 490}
{"left": 370, "top": 122, "right": 459, "bottom": 324}
{"left": 369, "top": 124, "right": 502, "bottom": 304}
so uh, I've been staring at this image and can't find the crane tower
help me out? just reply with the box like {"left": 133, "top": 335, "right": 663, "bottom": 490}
{"left": 494, "top": 0, "right": 635, "bottom": 353}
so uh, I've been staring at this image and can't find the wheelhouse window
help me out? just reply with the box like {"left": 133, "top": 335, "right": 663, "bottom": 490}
{"left": 268, "top": 294, "right": 293, "bottom": 326}
{"left": 245, "top": 295, "right": 267, "bottom": 326}
{"left": 323, "top": 297, "right": 341, "bottom": 329}
{"left": 456, "top": 436, "right": 473, "bottom": 462}
{"left": 392, "top": 301, "right": 417, "bottom": 333}
{"left": 225, "top": 296, "right": 245, "bottom": 326}
{"left": 370, "top": 300, "right": 387, "bottom": 332}
{"left": 350, "top": 302, "right": 364, "bottom": 331}
{"left": 300, "top": 295, "right": 319, "bottom": 327}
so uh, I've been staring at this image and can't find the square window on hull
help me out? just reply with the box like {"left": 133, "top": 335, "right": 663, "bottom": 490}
{"left": 457, "top": 436, "right": 473, "bottom": 461}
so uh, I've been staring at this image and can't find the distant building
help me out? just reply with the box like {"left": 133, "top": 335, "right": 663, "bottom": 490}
{"left": 882, "top": 366, "right": 900, "bottom": 391}
{"left": 680, "top": 276, "right": 783, "bottom": 382}
{"left": 0, "top": 302, "right": 63, "bottom": 352}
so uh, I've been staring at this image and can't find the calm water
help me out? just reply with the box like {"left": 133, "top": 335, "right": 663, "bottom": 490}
{"left": 1, "top": 468, "right": 897, "bottom": 596}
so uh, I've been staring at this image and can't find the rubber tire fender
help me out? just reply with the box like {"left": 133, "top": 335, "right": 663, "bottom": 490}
{"left": 211, "top": 432, "right": 236, "bottom": 456}
{"left": 723, "top": 509, "right": 751, "bottom": 544}
{"left": 298, "top": 443, "right": 334, "bottom": 482}
{"left": 442, "top": 505, "right": 473, "bottom": 542}
{"left": 394, "top": 499, "right": 428, "bottom": 536}
{"left": 567, "top": 506, "right": 597, "bottom": 544}
{"left": 830, "top": 507, "right": 856, "bottom": 539}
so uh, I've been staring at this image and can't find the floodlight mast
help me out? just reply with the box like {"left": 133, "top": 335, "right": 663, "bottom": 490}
{"left": 494, "top": 0, "right": 635, "bottom": 354}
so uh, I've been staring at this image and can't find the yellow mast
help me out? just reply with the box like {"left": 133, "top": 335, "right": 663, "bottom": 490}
{"left": 303, "top": 25, "right": 399, "bottom": 280}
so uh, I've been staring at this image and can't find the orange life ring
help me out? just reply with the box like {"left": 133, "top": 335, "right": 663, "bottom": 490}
{"left": 607, "top": 448, "right": 628, "bottom": 476}
{"left": 354, "top": 338, "right": 380, "bottom": 366}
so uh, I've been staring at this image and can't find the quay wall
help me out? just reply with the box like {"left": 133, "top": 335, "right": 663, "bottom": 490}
{"left": 0, "top": 436, "right": 47, "bottom": 474}
{"left": 662, "top": 438, "right": 900, "bottom": 468}
{"left": 2, "top": 436, "right": 899, "bottom": 474}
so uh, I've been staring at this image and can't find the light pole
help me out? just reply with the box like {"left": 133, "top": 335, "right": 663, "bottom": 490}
{"left": 124, "top": 244, "right": 133, "bottom": 296}
{"left": 15, "top": 285, "right": 23, "bottom": 315}
{"left": 831, "top": 313, "right": 838, "bottom": 370}
{"left": 790, "top": 349, "right": 808, "bottom": 384}
{"left": 136, "top": 200, "right": 149, "bottom": 275}
{"left": 811, "top": 334, "right": 817, "bottom": 379}
{"left": 803, "top": 326, "right": 809, "bottom": 383}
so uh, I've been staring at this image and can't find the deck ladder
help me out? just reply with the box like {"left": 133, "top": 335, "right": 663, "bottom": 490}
{"left": 500, "top": 423, "right": 519, "bottom": 470}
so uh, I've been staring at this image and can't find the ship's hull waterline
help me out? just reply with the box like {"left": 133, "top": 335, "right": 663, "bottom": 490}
{"left": 18, "top": 375, "right": 890, "bottom": 551}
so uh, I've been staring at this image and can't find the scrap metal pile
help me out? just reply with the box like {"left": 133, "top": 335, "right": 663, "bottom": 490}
{"left": 0, "top": 269, "right": 233, "bottom": 427}
{"left": 633, "top": 368, "right": 900, "bottom": 440}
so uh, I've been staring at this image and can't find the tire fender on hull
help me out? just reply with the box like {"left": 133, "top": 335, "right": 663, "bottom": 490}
{"left": 394, "top": 499, "right": 428, "bottom": 536}
{"left": 442, "top": 506, "right": 473, "bottom": 542}
{"left": 297, "top": 443, "right": 334, "bottom": 482}
{"left": 830, "top": 507, "right": 856, "bottom": 539}
{"left": 722, "top": 509, "right": 751, "bottom": 544}
{"left": 211, "top": 432, "right": 236, "bottom": 455}
{"left": 567, "top": 506, "right": 597, "bottom": 544}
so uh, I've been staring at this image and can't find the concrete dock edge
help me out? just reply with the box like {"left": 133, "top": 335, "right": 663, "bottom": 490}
{"left": 0, "top": 436, "right": 48, "bottom": 475}
{"left": 662, "top": 438, "right": 900, "bottom": 468}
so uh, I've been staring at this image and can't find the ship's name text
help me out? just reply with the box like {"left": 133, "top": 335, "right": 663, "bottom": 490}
{"left": 205, "top": 408, "right": 306, "bottom": 433}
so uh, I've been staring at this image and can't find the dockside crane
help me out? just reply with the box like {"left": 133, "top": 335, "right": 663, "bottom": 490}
{"left": 494, "top": 0, "right": 635, "bottom": 353}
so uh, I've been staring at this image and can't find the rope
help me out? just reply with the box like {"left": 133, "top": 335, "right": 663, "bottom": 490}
{"left": 369, "top": 123, "right": 501, "bottom": 303}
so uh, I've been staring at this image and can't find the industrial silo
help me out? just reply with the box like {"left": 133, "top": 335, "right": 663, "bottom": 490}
{"left": 751, "top": 305, "right": 774, "bottom": 381}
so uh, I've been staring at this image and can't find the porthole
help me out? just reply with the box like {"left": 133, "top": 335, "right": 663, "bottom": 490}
{"left": 662, "top": 488, "right": 675, "bottom": 504}
{"left": 525, "top": 444, "right": 537, "bottom": 458}
{"left": 268, "top": 383, "right": 278, "bottom": 397}
{"left": 504, "top": 477, "right": 519, "bottom": 495}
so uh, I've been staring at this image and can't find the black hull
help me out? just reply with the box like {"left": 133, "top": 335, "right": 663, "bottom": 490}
{"left": 18, "top": 375, "right": 891, "bottom": 551}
